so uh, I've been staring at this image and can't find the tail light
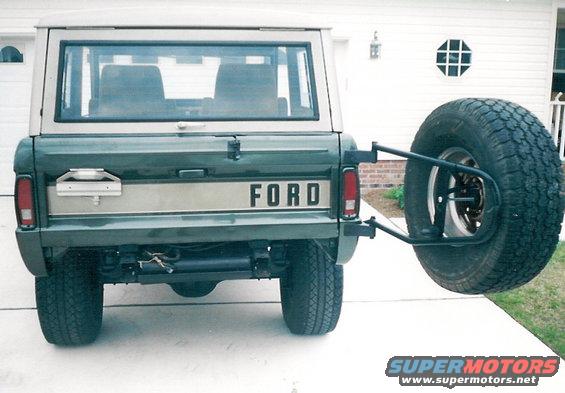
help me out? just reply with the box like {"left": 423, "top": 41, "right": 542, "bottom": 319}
{"left": 15, "top": 176, "right": 35, "bottom": 228}
{"left": 342, "top": 168, "right": 359, "bottom": 219}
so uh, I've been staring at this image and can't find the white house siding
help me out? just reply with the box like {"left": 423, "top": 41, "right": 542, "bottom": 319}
{"left": 0, "top": 0, "right": 557, "bottom": 194}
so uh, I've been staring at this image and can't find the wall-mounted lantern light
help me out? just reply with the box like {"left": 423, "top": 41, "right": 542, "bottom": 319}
{"left": 370, "top": 31, "right": 381, "bottom": 59}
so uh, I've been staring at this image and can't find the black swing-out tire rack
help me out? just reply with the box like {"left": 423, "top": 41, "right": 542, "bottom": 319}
{"left": 344, "top": 98, "right": 563, "bottom": 295}
{"left": 404, "top": 98, "right": 563, "bottom": 294}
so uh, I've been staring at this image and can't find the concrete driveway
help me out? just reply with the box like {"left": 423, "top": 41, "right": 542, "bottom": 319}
{"left": 0, "top": 198, "right": 562, "bottom": 392}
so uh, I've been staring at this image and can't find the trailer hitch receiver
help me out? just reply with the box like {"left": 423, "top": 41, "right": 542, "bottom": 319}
{"left": 343, "top": 142, "right": 501, "bottom": 246}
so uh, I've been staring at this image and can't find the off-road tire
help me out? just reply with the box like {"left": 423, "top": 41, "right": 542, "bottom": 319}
{"left": 36, "top": 251, "right": 103, "bottom": 345}
{"left": 280, "top": 239, "right": 343, "bottom": 335}
{"left": 169, "top": 281, "right": 218, "bottom": 298}
{"left": 405, "top": 98, "right": 563, "bottom": 294}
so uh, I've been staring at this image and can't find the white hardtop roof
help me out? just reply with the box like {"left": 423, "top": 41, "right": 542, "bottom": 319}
{"left": 37, "top": 7, "right": 331, "bottom": 30}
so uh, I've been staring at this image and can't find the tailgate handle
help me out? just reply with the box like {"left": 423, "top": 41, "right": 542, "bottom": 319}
{"left": 178, "top": 169, "right": 206, "bottom": 179}
{"left": 56, "top": 168, "right": 122, "bottom": 205}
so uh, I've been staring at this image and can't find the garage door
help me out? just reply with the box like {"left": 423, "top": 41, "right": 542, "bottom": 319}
{"left": 0, "top": 38, "right": 34, "bottom": 195}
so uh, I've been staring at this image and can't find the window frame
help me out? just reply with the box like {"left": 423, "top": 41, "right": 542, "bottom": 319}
{"left": 42, "top": 29, "right": 332, "bottom": 134}
{"left": 54, "top": 40, "right": 319, "bottom": 123}
{"left": 554, "top": 28, "right": 565, "bottom": 74}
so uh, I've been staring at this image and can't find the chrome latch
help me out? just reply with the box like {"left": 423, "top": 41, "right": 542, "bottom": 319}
{"left": 56, "top": 168, "right": 122, "bottom": 206}
{"left": 227, "top": 139, "right": 241, "bottom": 161}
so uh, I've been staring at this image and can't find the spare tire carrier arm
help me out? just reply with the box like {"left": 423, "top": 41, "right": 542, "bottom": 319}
{"left": 343, "top": 142, "right": 501, "bottom": 246}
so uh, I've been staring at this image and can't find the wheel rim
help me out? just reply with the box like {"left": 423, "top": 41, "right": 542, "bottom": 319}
{"left": 427, "top": 147, "right": 485, "bottom": 237}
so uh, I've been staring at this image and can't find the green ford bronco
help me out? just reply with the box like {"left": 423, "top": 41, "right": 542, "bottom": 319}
{"left": 14, "top": 8, "right": 563, "bottom": 345}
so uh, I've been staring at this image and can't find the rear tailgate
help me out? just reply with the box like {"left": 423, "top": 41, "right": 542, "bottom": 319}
{"left": 34, "top": 133, "right": 341, "bottom": 247}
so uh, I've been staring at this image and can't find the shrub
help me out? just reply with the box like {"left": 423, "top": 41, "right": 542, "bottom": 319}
{"left": 383, "top": 185, "right": 404, "bottom": 209}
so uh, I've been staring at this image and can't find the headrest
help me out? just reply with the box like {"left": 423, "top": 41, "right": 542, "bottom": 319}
{"left": 213, "top": 64, "right": 277, "bottom": 116}
{"left": 99, "top": 65, "right": 165, "bottom": 101}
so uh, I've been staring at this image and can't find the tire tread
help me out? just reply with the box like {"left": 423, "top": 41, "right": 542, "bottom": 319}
{"left": 280, "top": 239, "right": 343, "bottom": 335}
{"left": 407, "top": 98, "right": 563, "bottom": 293}
{"left": 36, "top": 251, "right": 103, "bottom": 345}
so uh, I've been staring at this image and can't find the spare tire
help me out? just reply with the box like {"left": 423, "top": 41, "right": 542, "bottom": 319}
{"left": 404, "top": 98, "right": 563, "bottom": 294}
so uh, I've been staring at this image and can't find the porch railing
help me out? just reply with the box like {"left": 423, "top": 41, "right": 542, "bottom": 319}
{"left": 549, "top": 92, "right": 565, "bottom": 160}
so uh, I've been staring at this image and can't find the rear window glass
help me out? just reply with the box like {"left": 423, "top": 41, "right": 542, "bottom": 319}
{"left": 56, "top": 42, "right": 318, "bottom": 122}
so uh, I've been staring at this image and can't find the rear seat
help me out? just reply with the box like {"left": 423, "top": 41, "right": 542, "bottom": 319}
{"left": 93, "top": 65, "right": 169, "bottom": 118}
{"left": 207, "top": 63, "right": 287, "bottom": 117}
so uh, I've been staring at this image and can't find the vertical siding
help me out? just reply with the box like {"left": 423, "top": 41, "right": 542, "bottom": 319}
{"left": 0, "top": 0, "right": 556, "bottom": 153}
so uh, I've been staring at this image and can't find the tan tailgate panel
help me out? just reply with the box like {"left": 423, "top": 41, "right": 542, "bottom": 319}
{"left": 48, "top": 180, "right": 331, "bottom": 216}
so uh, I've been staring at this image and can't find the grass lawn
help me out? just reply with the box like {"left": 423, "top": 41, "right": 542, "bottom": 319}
{"left": 487, "top": 243, "right": 565, "bottom": 357}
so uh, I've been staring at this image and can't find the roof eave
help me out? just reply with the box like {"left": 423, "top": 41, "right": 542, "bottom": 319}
{"left": 36, "top": 7, "right": 332, "bottom": 30}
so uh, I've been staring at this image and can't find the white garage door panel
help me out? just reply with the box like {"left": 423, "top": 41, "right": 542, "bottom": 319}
{"left": 0, "top": 167, "right": 16, "bottom": 195}
{"left": 0, "top": 123, "right": 28, "bottom": 135}
{"left": 0, "top": 82, "right": 31, "bottom": 106}
{"left": 0, "top": 107, "right": 29, "bottom": 121}
{"left": 0, "top": 38, "right": 34, "bottom": 195}
{"left": 0, "top": 122, "right": 28, "bottom": 195}
{"left": 0, "top": 66, "right": 31, "bottom": 81}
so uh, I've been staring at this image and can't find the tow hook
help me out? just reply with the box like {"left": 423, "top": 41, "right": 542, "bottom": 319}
{"left": 138, "top": 250, "right": 179, "bottom": 273}
{"left": 250, "top": 241, "right": 287, "bottom": 278}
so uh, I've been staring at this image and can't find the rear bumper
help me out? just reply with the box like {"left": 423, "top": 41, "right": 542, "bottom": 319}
{"left": 18, "top": 211, "right": 362, "bottom": 276}
{"left": 41, "top": 211, "right": 338, "bottom": 247}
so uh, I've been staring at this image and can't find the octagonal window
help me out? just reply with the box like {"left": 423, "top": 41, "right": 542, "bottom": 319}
{"left": 436, "top": 39, "right": 471, "bottom": 77}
